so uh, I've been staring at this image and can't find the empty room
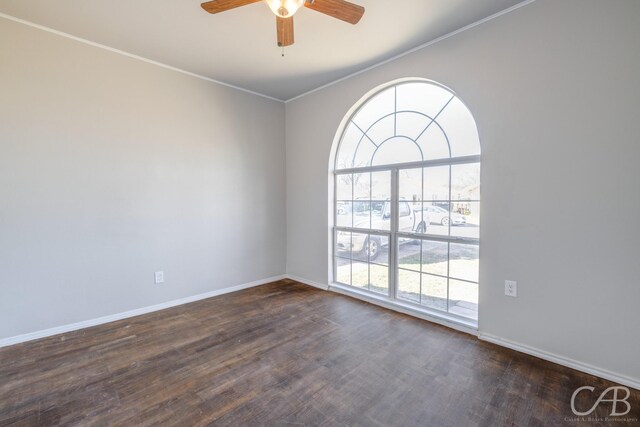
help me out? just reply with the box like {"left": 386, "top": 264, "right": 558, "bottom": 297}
{"left": 1, "top": 0, "right": 639, "bottom": 425}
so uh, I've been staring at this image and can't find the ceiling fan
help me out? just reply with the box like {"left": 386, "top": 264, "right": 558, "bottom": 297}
{"left": 201, "top": 0, "right": 365, "bottom": 48}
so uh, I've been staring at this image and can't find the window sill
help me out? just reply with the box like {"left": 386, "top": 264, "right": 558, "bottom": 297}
{"left": 329, "top": 283, "right": 479, "bottom": 335}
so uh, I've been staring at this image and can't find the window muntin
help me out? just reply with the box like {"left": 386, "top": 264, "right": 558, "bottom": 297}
{"left": 333, "top": 80, "right": 480, "bottom": 323}
{"left": 335, "top": 83, "right": 479, "bottom": 171}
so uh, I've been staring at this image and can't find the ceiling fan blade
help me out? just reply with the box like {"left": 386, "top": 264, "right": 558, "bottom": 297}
{"left": 277, "top": 16, "right": 295, "bottom": 47}
{"left": 201, "top": 0, "right": 261, "bottom": 14}
{"left": 304, "top": 0, "right": 365, "bottom": 24}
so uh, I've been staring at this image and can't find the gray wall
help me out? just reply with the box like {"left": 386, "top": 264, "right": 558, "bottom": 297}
{"left": 0, "top": 19, "right": 286, "bottom": 339}
{"left": 2, "top": 0, "right": 639, "bottom": 387}
{"left": 286, "top": 0, "right": 640, "bottom": 383}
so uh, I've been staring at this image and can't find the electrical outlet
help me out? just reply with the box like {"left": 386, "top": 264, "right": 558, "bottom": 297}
{"left": 155, "top": 271, "right": 164, "bottom": 284}
{"left": 505, "top": 280, "right": 517, "bottom": 297}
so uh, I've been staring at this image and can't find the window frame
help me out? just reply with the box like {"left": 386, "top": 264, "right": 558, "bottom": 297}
{"left": 331, "top": 79, "right": 480, "bottom": 327}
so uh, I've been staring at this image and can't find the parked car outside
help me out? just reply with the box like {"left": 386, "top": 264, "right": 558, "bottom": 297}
{"left": 423, "top": 205, "right": 466, "bottom": 226}
{"left": 336, "top": 199, "right": 428, "bottom": 260}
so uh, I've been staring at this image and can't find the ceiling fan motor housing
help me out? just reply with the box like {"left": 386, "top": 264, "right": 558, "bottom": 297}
{"left": 201, "top": 0, "right": 365, "bottom": 47}
{"left": 277, "top": 6, "right": 289, "bottom": 17}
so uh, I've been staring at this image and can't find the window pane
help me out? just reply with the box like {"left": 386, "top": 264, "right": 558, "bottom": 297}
{"left": 421, "top": 240, "right": 448, "bottom": 276}
{"left": 366, "top": 115, "right": 395, "bottom": 146}
{"left": 399, "top": 202, "right": 411, "bottom": 217}
{"left": 422, "top": 202, "right": 450, "bottom": 236}
{"left": 365, "top": 171, "right": 390, "bottom": 232}
{"left": 351, "top": 232, "right": 390, "bottom": 264}
{"left": 399, "top": 168, "right": 422, "bottom": 202}
{"left": 352, "top": 201, "right": 371, "bottom": 230}
{"left": 435, "top": 97, "right": 480, "bottom": 158}
{"left": 449, "top": 243, "right": 479, "bottom": 283}
{"left": 336, "top": 123, "right": 364, "bottom": 170}
{"left": 399, "top": 168, "right": 423, "bottom": 231}
{"left": 353, "top": 139, "right": 376, "bottom": 169}
{"left": 336, "top": 201, "right": 352, "bottom": 227}
{"left": 396, "top": 82, "right": 453, "bottom": 118}
{"left": 372, "top": 137, "right": 422, "bottom": 166}
{"left": 351, "top": 232, "right": 368, "bottom": 260}
{"left": 451, "top": 163, "right": 480, "bottom": 201}
{"left": 450, "top": 201, "right": 479, "bottom": 240}
{"left": 336, "top": 257, "right": 350, "bottom": 285}
{"left": 396, "top": 111, "right": 432, "bottom": 140}
{"left": 371, "top": 171, "right": 391, "bottom": 200}
{"left": 417, "top": 122, "right": 450, "bottom": 160}
{"left": 336, "top": 174, "right": 352, "bottom": 200}
{"left": 421, "top": 274, "right": 447, "bottom": 311}
{"left": 376, "top": 236, "right": 390, "bottom": 266}
{"left": 413, "top": 203, "right": 426, "bottom": 234}
{"left": 335, "top": 231, "right": 353, "bottom": 257}
{"left": 424, "top": 166, "right": 449, "bottom": 201}
{"left": 352, "top": 87, "right": 395, "bottom": 131}
{"left": 398, "top": 269, "right": 420, "bottom": 303}
{"left": 448, "top": 279, "right": 478, "bottom": 320}
{"left": 352, "top": 173, "right": 373, "bottom": 230}
{"left": 398, "top": 240, "right": 421, "bottom": 272}
{"left": 369, "top": 264, "right": 389, "bottom": 295}
{"left": 353, "top": 172, "right": 371, "bottom": 200}
{"left": 397, "top": 201, "right": 419, "bottom": 234}
{"left": 351, "top": 261, "right": 369, "bottom": 289}
{"left": 370, "top": 201, "right": 391, "bottom": 231}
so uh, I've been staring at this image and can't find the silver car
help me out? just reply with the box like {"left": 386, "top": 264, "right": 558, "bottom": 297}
{"left": 423, "top": 205, "right": 466, "bottom": 226}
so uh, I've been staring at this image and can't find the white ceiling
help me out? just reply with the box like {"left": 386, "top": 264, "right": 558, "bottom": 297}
{"left": 0, "top": 0, "right": 526, "bottom": 101}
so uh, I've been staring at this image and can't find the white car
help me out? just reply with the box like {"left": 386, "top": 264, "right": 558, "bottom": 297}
{"left": 423, "top": 205, "right": 466, "bottom": 226}
{"left": 336, "top": 200, "right": 428, "bottom": 260}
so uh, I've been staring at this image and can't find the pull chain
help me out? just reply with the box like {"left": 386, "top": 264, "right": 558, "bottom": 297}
{"left": 282, "top": 45, "right": 285, "bottom": 57}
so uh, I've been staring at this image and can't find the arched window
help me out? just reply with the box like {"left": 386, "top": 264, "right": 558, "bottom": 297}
{"left": 332, "top": 79, "right": 480, "bottom": 324}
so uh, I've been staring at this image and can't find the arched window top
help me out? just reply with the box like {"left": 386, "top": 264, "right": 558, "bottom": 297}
{"left": 335, "top": 80, "right": 480, "bottom": 171}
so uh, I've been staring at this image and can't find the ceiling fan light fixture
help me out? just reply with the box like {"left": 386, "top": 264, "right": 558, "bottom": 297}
{"left": 265, "top": 0, "right": 305, "bottom": 18}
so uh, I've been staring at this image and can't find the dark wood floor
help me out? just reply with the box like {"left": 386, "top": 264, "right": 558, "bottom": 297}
{"left": 1, "top": 280, "right": 638, "bottom": 426}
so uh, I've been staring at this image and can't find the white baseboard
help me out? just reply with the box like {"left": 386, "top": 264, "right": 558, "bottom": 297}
{"left": 4, "top": 274, "right": 637, "bottom": 391}
{"left": 0, "top": 274, "right": 286, "bottom": 348}
{"left": 479, "top": 333, "right": 640, "bottom": 391}
{"left": 285, "top": 274, "right": 329, "bottom": 291}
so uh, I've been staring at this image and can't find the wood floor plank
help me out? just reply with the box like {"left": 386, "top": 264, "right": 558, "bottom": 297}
{"left": 1, "top": 280, "right": 638, "bottom": 426}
